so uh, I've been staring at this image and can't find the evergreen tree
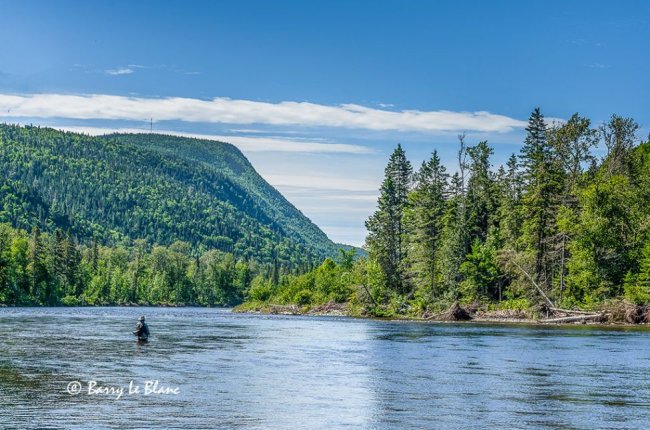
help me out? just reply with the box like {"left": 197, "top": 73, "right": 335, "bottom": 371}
{"left": 131, "top": 239, "right": 147, "bottom": 302}
{"left": 466, "top": 140, "right": 495, "bottom": 243}
{"left": 519, "top": 108, "right": 564, "bottom": 296}
{"left": 496, "top": 154, "right": 523, "bottom": 252}
{"left": 437, "top": 136, "right": 471, "bottom": 301}
{"left": 384, "top": 144, "right": 413, "bottom": 266}
{"left": 28, "top": 227, "right": 49, "bottom": 303}
{"left": 405, "top": 151, "right": 448, "bottom": 301}
{"left": 366, "top": 176, "right": 400, "bottom": 292}
{"left": 0, "top": 224, "right": 12, "bottom": 302}
{"left": 366, "top": 145, "right": 412, "bottom": 294}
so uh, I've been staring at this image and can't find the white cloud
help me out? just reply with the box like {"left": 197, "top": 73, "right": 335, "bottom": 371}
{"left": 586, "top": 63, "right": 609, "bottom": 69}
{"left": 265, "top": 174, "right": 379, "bottom": 192}
{"left": 105, "top": 68, "right": 134, "bottom": 75}
{"left": 224, "top": 135, "right": 372, "bottom": 154}
{"left": 0, "top": 93, "right": 527, "bottom": 133}
{"left": 45, "top": 125, "right": 373, "bottom": 154}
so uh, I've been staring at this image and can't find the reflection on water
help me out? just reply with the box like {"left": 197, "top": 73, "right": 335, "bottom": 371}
{"left": 1, "top": 307, "right": 650, "bottom": 429}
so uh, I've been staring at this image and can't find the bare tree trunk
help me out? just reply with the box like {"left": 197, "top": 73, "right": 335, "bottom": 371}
{"left": 542, "top": 313, "right": 604, "bottom": 323}
{"left": 504, "top": 252, "right": 555, "bottom": 308}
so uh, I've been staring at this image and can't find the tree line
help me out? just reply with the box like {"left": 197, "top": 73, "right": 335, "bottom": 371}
{"left": 249, "top": 109, "right": 650, "bottom": 315}
{"left": 0, "top": 223, "right": 314, "bottom": 306}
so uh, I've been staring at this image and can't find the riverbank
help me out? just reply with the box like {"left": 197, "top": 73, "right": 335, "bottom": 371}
{"left": 234, "top": 300, "right": 650, "bottom": 327}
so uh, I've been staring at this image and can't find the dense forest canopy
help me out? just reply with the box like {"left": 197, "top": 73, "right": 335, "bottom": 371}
{"left": 246, "top": 109, "right": 650, "bottom": 316}
{"left": 0, "top": 125, "right": 339, "bottom": 264}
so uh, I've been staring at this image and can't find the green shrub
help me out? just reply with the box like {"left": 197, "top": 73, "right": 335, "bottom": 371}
{"left": 497, "top": 297, "right": 531, "bottom": 311}
{"left": 61, "top": 295, "right": 81, "bottom": 306}
{"left": 248, "top": 278, "right": 274, "bottom": 302}
{"left": 294, "top": 289, "right": 313, "bottom": 305}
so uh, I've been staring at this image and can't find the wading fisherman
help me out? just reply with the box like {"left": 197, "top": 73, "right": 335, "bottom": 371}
{"left": 133, "top": 315, "right": 150, "bottom": 342}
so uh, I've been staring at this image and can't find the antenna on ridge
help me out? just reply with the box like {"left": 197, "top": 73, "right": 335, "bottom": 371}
{"left": 150, "top": 118, "right": 153, "bottom": 132}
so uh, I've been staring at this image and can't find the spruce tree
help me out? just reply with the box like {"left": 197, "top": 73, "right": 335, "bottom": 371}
{"left": 384, "top": 144, "right": 413, "bottom": 266}
{"left": 366, "top": 176, "right": 400, "bottom": 292}
{"left": 366, "top": 145, "right": 412, "bottom": 294}
{"left": 519, "top": 108, "right": 563, "bottom": 296}
{"left": 497, "top": 154, "right": 523, "bottom": 252}
{"left": 405, "top": 151, "right": 448, "bottom": 300}
{"left": 437, "top": 136, "right": 471, "bottom": 301}
{"left": 28, "top": 227, "right": 49, "bottom": 303}
{"left": 466, "top": 141, "right": 495, "bottom": 243}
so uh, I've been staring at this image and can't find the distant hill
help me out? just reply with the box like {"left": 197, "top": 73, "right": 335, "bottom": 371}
{"left": 0, "top": 124, "right": 341, "bottom": 264}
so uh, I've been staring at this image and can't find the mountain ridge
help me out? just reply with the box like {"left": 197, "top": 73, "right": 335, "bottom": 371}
{"left": 0, "top": 124, "right": 341, "bottom": 264}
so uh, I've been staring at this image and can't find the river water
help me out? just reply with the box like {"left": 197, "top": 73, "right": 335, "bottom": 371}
{"left": 1, "top": 307, "right": 649, "bottom": 429}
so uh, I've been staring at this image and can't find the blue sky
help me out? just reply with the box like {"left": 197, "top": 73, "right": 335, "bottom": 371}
{"left": 1, "top": 0, "right": 649, "bottom": 246}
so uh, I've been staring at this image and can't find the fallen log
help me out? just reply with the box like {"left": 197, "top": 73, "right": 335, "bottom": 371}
{"left": 541, "top": 313, "right": 605, "bottom": 324}
{"left": 549, "top": 307, "right": 598, "bottom": 315}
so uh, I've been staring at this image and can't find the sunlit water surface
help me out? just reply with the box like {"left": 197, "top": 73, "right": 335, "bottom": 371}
{"left": 1, "top": 307, "right": 650, "bottom": 429}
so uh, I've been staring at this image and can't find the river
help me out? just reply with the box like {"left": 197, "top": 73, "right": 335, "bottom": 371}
{"left": 1, "top": 307, "right": 649, "bottom": 429}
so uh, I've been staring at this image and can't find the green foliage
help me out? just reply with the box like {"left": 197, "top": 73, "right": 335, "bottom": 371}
{"left": 294, "top": 289, "right": 313, "bottom": 306}
{"left": 365, "top": 144, "right": 412, "bottom": 294}
{"left": 519, "top": 108, "right": 565, "bottom": 291}
{"left": 0, "top": 222, "right": 278, "bottom": 306}
{"left": 0, "top": 125, "right": 339, "bottom": 266}
{"left": 241, "top": 253, "right": 361, "bottom": 308}
{"left": 404, "top": 150, "right": 448, "bottom": 302}
{"left": 3, "top": 112, "right": 650, "bottom": 313}
{"left": 245, "top": 110, "right": 650, "bottom": 315}
{"left": 494, "top": 297, "right": 532, "bottom": 311}
{"left": 247, "top": 276, "right": 275, "bottom": 302}
{"left": 459, "top": 230, "right": 503, "bottom": 302}
{"left": 623, "top": 238, "right": 650, "bottom": 305}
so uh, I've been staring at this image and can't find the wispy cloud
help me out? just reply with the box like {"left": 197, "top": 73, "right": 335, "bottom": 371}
{"left": 105, "top": 68, "right": 134, "bottom": 75}
{"left": 0, "top": 93, "right": 527, "bottom": 133}
{"left": 264, "top": 174, "right": 379, "bottom": 191}
{"left": 586, "top": 63, "right": 609, "bottom": 69}
{"left": 44, "top": 125, "right": 373, "bottom": 154}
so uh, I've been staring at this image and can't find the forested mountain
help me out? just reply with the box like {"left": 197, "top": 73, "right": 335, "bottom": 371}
{"left": 109, "top": 133, "right": 335, "bottom": 259}
{"left": 0, "top": 124, "right": 339, "bottom": 264}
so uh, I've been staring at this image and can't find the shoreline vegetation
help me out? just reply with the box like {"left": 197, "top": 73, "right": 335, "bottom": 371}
{"left": 234, "top": 109, "right": 650, "bottom": 327}
{"left": 2, "top": 110, "right": 650, "bottom": 329}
